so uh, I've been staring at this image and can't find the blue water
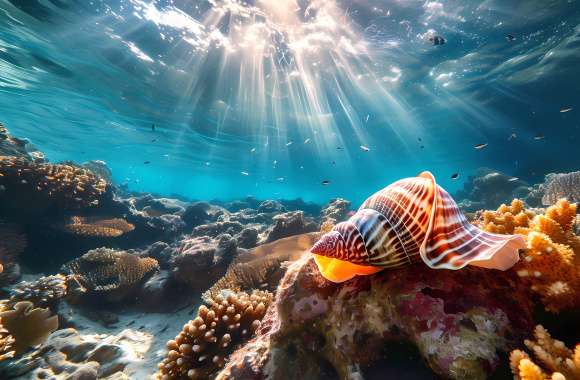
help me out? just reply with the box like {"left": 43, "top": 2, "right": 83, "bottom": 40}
{"left": 1, "top": 0, "right": 579, "bottom": 204}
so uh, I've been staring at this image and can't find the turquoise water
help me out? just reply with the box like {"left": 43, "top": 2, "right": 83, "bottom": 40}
{"left": 1, "top": 0, "right": 579, "bottom": 203}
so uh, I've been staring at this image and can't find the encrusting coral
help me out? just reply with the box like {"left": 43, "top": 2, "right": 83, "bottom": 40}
{"left": 0, "top": 301, "right": 58, "bottom": 355}
{"left": 62, "top": 247, "right": 159, "bottom": 302}
{"left": 62, "top": 215, "right": 135, "bottom": 237}
{"left": 157, "top": 290, "right": 273, "bottom": 380}
{"left": 0, "top": 155, "right": 108, "bottom": 211}
{"left": 510, "top": 325, "right": 580, "bottom": 380}
{"left": 0, "top": 222, "right": 26, "bottom": 286}
{"left": 478, "top": 198, "right": 580, "bottom": 312}
{"left": 542, "top": 172, "right": 580, "bottom": 206}
{"left": 4, "top": 275, "right": 67, "bottom": 310}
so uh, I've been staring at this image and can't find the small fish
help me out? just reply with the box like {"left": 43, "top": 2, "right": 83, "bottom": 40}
{"left": 418, "top": 137, "right": 422, "bottom": 142}
{"left": 205, "top": 162, "right": 211, "bottom": 166}
{"left": 331, "top": 161, "right": 336, "bottom": 165}
{"left": 420, "top": 145, "right": 425, "bottom": 149}
{"left": 506, "top": 34, "right": 515, "bottom": 42}
{"left": 508, "top": 177, "right": 519, "bottom": 182}
{"left": 508, "top": 133, "right": 517, "bottom": 141}
{"left": 250, "top": 148, "right": 256, "bottom": 153}
{"left": 533, "top": 134, "right": 545, "bottom": 140}
{"left": 429, "top": 35, "right": 446, "bottom": 45}
{"left": 144, "top": 161, "right": 151, "bottom": 164}
{"left": 474, "top": 143, "right": 488, "bottom": 150}
{"left": 360, "top": 145, "right": 370, "bottom": 152}
{"left": 241, "top": 171, "right": 249, "bottom": 176}
{"left": 151, "top": 124, "right": 156, "bottom": 131}
{"left": 337, "top": 146, "right": 343, "bottom": 150}
{"left": 304, "top": 138, "right": 311, "bottom": 144}
{"left": 277, "top": 177, "right": 285, "bottom": 182}
{"left": 322, "top": 180, "right": 330, "bottom": 185}
{"left": 560, "top": 107, "right": 573, "bottom": 113}
{"left": 365, "top": 114, "right": 370, "bottom": 123}
{"left": 286, "top": 141, "right": 293, "bottom": 146}
{"left": 451, "top": 173, "right": 459, "bottom": 180}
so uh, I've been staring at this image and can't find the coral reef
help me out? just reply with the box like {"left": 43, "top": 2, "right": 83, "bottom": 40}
{"left": 0, "top": 156, "right": 108, "bottom": 213}
{"left": 63, "top": 247, "right": 159, "bottom": 303}
{"left": 454, "top": 168, "right": 530, "bottom": 211}
{"left": 170, "top": 235, "right": 237, "bottom": 290}
{"left": 263, "top": 211, "right": 318, "bottom": 242}
{"left": 0, "top": 124, "right": 43, "bottom": 162}
{"left": 157, "top": 290, "right": 272, "bottom": 380}
{"left": 0, "top": 223, "right": 26, "bottom": 286}
{"left": 510, "top": 325, "right": 580, "bottom": 380}
{"left": 5, "top": 275, "right": 67, "bottom": 310}
{"left": 0, "top": 301, "right": 58, "bottom": 355}
{"left": 62, "top": 216, "right": 135, "bottom": 237}
{"left": 542, "top": 171, "right": 580, "bottom": 206}
{"left": 81, "top": 160, "right": 112, "bottom": 183}
{"left": 0, "top": 319, "right": 15, "bottom": 362}
{"left": 479, "top": 199, "right": 580, "bottom": 312}
{"left": 217, "top": 255, "right": 534, "bottom": 380}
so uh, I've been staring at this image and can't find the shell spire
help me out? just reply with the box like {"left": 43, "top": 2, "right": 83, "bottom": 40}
{"left": 312, "top": 171, "right": 525, "bottom": 283}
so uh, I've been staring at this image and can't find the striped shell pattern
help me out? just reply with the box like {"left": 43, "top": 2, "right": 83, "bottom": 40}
{"left": 311, "top": 171, "right": 525, "bottom": 283}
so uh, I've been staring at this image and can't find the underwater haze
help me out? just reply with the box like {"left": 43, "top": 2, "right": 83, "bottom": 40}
{"left": 1, "top": 0, "right": 579, "bottom": 203}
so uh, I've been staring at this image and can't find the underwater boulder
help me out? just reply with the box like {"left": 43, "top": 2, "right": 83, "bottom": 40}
{"left": 263, "top": 211, "right": 319, "bottom": 243}
{"left": 320, "top": 198, "right": 351, "bottom": 224}
{"left": 217, "top": 255, "right": 534, "bottom": 380}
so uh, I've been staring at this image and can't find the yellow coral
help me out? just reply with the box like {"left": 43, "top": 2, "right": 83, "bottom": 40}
{"left": 0, "top": 301, "right": 58, "bottom": 354}
{"left": 510, "top": 325, "right": 580, "bottom": 380}
{"left": 0, "top": 317, "right": 15, "bottom": 361}
{"left": 157, "top": 290, "right": 272, "bottom": 380}
{"left": 63, "top": 216, "right": 135, "bottom": 237}
{"left": 479, "top": 199, "right": 580, "bottom": 312}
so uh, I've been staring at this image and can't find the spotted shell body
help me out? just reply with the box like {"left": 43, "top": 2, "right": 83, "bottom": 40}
{"left": 311, "top": 171, "right": 525, "bottom": 282}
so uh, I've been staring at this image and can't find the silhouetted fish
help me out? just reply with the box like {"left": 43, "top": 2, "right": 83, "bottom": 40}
{"left": 474, "top": 143, "right": 488, "bottom": 150}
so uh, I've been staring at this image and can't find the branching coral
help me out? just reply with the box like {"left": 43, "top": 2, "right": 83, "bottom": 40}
{"left": 63, "top": 216, "right": 135, "bottom": 237}
{"left": 0, "top": 155, "right": 107, "bottom": 210}
{"left": 0, "top": 301, "right": 58, "bottom": 355}
{"left": 0, "top": 318, "right": 15, "bottom": 361}
{"left": 510, "top": 325, "right": 580, "bottom": 380}
{"left": 0, "top": 222, "right": 26, "bottom": 286}
{"left": 157, "top": 290, "right": 272, "bottom": 380}
{"left": 6, "top": 275, "right": 67, "bottom": 309}
{"left": 63, "top": 247, "right": 158, "bottom": 302}
{"left": 478, "top": 199, "right": 580, "bottom": 312}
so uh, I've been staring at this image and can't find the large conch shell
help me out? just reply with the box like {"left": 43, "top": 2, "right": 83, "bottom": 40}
{"left": 311, "top": 171, "right": 525, "bottom": 282}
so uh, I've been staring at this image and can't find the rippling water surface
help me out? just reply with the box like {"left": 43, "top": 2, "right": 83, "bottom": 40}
{"left": 1, "top": 0, "right": 579, "bottom": 202}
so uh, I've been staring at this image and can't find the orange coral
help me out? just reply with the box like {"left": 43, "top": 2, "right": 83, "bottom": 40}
{"left": 478, "top": 199, "right": 580, "bottom": 312}
{"left": 157, "top": 290, "right": 272, "bottom": 380}
{"left": 510, "top": 325, "right": 580, "bottom": 380}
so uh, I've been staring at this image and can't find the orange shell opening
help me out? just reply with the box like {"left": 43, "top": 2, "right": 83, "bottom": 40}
{"left": 313, "top": 254, "right": 384, "bottom": 283}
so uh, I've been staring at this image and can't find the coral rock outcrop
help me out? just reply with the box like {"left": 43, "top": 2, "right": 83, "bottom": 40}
{"left": 170, "top": 235, "right": 237, "bottom": 290}
{"left": 217, "top": 255, "right": 534, "bottom": 380}
{"left": 0, "top": 156, "right": 108, "bottom": 213}
{"left": 62, "top": 216, "right": 135, "bottom": 237}
{"left": 157, "top": 290, "right": 272, "bottom": 380}
{"left": 6, "top": 274, "right": 67, "bottom": 310}
{"left": 510, "top": 325, "right": 580, "bottom": 380}
{"left": 263, "top": 211, "right": 318, "bottom": 242}
{"left": 542, "top": 171, "right": 580, "bottom": 206}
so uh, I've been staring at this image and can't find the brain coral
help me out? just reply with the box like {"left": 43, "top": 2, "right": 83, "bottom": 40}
{"left": 0, "top": 155, "right": 108, "bottom": 211}
{"left": 63, "top": 247, "right": 158, "bottom": 302}
{"left": 0, "top": 301, "right": 58, "bottom": 355}
{"left": 510, "top": 325, "right": 580, "bottom": 380}
{"left": 157, "top": 290, "right": 272, "bottom": 380}
{"left": 478, "top": 199, "right": 580, "bottom": 312}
